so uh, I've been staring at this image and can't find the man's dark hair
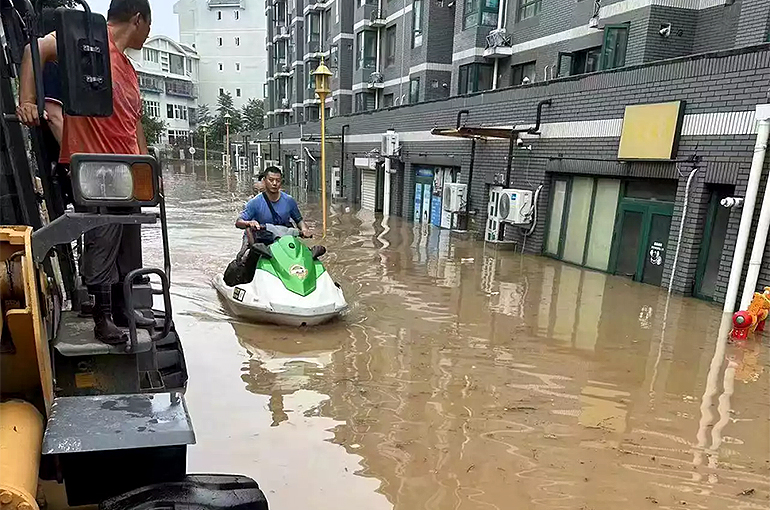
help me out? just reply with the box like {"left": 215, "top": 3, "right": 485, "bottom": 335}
{"left": 264, "top": 166, "right": 282, "bottom": 177}
{"left": 108, "top": 0, "right": 151, "bottom": 23}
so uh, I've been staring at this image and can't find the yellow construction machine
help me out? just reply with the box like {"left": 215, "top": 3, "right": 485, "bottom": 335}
{"left": 0, "top": 2, "right": 268, "bottom": 509}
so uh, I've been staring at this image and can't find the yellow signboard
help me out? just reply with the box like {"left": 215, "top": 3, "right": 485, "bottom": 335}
{"left": 617, "top": 101, "right": 685, "bottom": 160}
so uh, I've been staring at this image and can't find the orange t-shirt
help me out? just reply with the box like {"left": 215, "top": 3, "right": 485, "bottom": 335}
{"left": 59, "top": 32, "right": 141, "bottom": 164}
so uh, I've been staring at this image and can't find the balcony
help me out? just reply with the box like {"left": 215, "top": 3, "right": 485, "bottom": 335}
{"left": 367, "top": 71, "right": 384, "bottom": 89}
{"left": 275, "top": 64, "right": 292, "bottom": 78}
{"left": 208, "top": 0, "right": 242, "bottom": 7}
{"left": 364, "top": 8, "right": 386, "bottom": 28}
{"left": 483, "top": 29, "right": 513, "bottom": 58}
{"left": 273, "top": 24, "right": 290, "bottom": 42}
{"left": 305, "top": 1, "right": 327, "bottom": 12}
{"left": 165, "top": 79, "right": 196, "bottom": 98}
{"left": 138, "top": 74, "right": 163, "bottom": 93}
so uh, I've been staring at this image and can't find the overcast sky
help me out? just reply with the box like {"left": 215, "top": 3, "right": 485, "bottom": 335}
{"left": 86, "top": 0, "right": 179, "bottom": 40}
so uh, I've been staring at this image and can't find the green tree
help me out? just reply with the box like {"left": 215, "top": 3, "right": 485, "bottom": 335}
{"left": 194, "top": 103, "right": 212, "bottom": 127}
{"left": 241, "top": 98, "right": 264, "bottom": 132}
{"left": 141, "top": 112, "right": 166, "bottom": 146}
{"left": 206, "top": 92, "right": 241, "bottom": 151}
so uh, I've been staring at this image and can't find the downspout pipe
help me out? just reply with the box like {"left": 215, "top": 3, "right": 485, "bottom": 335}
{"left": 267, "top": 133, "right": 273, "bottom": 160}
{"left": 341, "top": 124, "right": 349, "bottom": 199}
{"left": 527, "top": 99, "right": 552, "bottom": 134}
{"left": 456, "top": 109, "right": 469, "bottom": 129}
{"left": 505, "top": 128, "right": 516, "bottom": 187}
{"left": 724, "top": 105, "right": 770, "bottom": 314}
{"left": 277, "top": 132, "right": 283, "bottom": 166}
{"left": 741, "top": 126, "right": 770, "bottom": 309}
{"left": 491, "top": 0, "right": 505, "bottom": 90}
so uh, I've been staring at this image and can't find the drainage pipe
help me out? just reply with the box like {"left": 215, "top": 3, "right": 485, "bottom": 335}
{"left": 740, "top": 153, "right": 770, "bottom": 308}
{"left": 666, "top": 167, "right": 699, "bottom": 293}
{"left": 491, "top": 0, "right": 505, "bottom": 90}
{"left": 341, "top": 124, "right": 349, "bottom": 199}
{"left": 724, "top": 106, "right": 770, "bottom": 314}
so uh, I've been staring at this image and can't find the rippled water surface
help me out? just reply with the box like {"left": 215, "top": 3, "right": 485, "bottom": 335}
{"left": 142, "top": 164, "right": 769, "bottom": 509}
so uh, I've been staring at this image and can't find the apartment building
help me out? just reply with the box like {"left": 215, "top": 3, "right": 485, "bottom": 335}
{"left": 126, "top": 36, "right": 200, "bottom": 145}
{"left": 255, "top": 0, "right": 770, "bottom": 304}
{"left": 265, "top": 0, "right": 457, "bottom": 125}
{"left": 175, "top": 0, "right": 268, "bottom": 109}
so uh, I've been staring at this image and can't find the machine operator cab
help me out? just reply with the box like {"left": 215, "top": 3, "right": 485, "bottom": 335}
{"left": 0, "top": 2, "right": 267, "bottom": 510}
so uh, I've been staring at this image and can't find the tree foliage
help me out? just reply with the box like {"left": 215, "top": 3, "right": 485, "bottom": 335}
{"left": 241, "top": 98, "right": 264, "bottom": 133}
{"left": 141, "top": 112, "right": 166, "bottom": 146}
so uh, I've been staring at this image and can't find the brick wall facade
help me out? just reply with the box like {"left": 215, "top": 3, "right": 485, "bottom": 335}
{"left": 258, "top": 44, "right": 770, "bottom": 304}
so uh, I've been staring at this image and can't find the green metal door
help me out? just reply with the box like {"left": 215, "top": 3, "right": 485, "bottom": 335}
{"left": 610, "top": 200, "right": 673, "bottom": 284}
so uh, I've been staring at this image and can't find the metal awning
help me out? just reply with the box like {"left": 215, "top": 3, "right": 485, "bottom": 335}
{"left": 430, "top": 125, "right": 535, "bottom": 140}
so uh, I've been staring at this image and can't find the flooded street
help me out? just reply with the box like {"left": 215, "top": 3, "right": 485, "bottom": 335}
{"left": 146, "top": 165, "right": 769, "bottom": 510}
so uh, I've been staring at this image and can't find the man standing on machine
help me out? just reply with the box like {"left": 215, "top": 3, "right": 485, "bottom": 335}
{"left": 16, "top": 0, "right": 152, "bottom": 345}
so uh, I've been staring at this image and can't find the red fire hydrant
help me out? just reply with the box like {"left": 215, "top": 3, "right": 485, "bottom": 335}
{"left": 731, "top": 310, "right": 754, "bottom": 340}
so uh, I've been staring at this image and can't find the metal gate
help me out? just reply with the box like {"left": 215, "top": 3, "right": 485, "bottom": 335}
{"left": 360, "top": 169, "right": 377, "bottom": 211}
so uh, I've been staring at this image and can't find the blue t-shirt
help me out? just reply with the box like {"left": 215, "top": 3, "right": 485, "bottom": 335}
{"left": 239, "top": 192, "right": 302, "bottom": 227}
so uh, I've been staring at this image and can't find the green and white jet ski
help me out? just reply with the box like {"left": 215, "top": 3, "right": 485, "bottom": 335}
{"left": 214, "top": 224, "right": 348, "bottom": 326}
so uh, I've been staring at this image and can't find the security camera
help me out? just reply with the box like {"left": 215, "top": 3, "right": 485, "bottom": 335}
{"left": 659, "top": 23, "right": 671, "bottom": 37}
{"left": 721, "top": 196, "right": 743, "bottom": 208}
{"left": 516, "top": 137, "right": 524, "bottom": 147}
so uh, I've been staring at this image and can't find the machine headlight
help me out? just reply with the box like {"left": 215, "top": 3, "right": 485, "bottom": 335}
{"left": 71, "top": 154, "right": 160, "bottom": 206}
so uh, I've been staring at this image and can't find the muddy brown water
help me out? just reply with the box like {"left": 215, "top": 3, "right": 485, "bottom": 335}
{"left": 143, "top": 165, "right": 769, "bottom": 509}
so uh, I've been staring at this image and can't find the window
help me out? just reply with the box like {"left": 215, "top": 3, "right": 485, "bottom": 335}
{"left": 557, "top": 47, "right": 601, "bottom": 77}
{"left": 465, "top": 0, "right": 498, "bottom": 28}
{"left": 236, "top": 88, "right": 241, "bottom": 97}
{"left": 169, "top": 54, "right": 184, "bottom": 75}
{"left": 217, "top": 10, "right": 222, "bottom": 20}
{"left": 234, "top": 10, "right": 240, "bottom": 20}
{"left": 355, "top": 92, "right": 375, "bottom": 112}
{"left": 330, "top": 44, "right": 339, "bottom": 68}
{"left": 517, "top": 0, "right": 541, "bottom": 21}
{"left": 324, "top": 9, "right": 331, "bottom": 40}
{"left": 236, "top": 62, "right": 241, "bottom": 71}
{"left": 385, "top": 26, "right": 396, "bottom": 66}
{"left": 545, "top": 176, "right": 621, "bottom": 271}
{"left": 219, "top": 62, "right": 224, "bottom": 71}
{"left": 167, "top": 104, "right": 188, "bottom": 120}
{"left": 458, "top": 63, "right": 493, "bottom": 94}
{"left": 464, "top": 0, "right": 477, "bottom": 28}
{"left": 143, "top": 48, "right": 159, "bottom": 63}
{"left": 356, "top": 30, "right": 377, "bottom": 69}
{"left": 601, "top": 24, "right": 629, "bottom": 70}
{"left": 409, "top": 77, "right": 420, "bottom": 103}
{"left": 186, "top": 59, "right": 192, "bottom": 73}
{"left": 142, "top": 100, "right": 160, "bottom": 117}
{"left": 383, "top": 93, "right": 394, "bottom": 107}
{"left": 218, "top": 37, "right": 223, "bottom": 46}
{"left": 307, "top": 13, "right": 321, "bottom": 51}
{"left": 511, "top": 61, "right": 536, "bottom": 85}
{"left": 307, "top": 61, "right": 318, "bottom": 89}
{"left": 235, "top": 37, "right": 240, "bottom": 46}
{"left": 335, "top": 0, "right": 339, "bottom": 23}
{"left": 412, "top": 0, "right": 423, "bottom": 47}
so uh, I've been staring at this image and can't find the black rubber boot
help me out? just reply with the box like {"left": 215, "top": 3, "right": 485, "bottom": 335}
{"left": 89, "top": 285, "right": 127, "bottom": 345}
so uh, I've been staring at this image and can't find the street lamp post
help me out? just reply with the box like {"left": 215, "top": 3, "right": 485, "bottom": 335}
{"left": 202, "top": 124, "right": 208, "bottom": 179}
{"left": 312, "top": 58, "right": 332, "bottom": 237}
{"left": 224, "top": 112, "right": 232, "bottom": 171}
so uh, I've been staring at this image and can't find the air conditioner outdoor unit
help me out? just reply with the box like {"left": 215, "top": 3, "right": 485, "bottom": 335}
{"left": 443, "top": 182, "right": 467, "bottom": 213}
{"left": 381, "top": 129, "right": 399, "bottom": 156}
{"left": 497, "top": 188, "right": 533, "bottom": 224}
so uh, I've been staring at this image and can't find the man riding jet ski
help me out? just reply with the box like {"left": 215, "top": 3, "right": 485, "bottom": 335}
{"left": 213, "top": 167, "right": 348, "bottom": 326}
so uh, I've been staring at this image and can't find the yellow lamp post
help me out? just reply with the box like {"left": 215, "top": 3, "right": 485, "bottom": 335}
{"left": 224, "top": 112, "right": 232, "bottom": 171}
{"left": 202, "top": 124, "right": 208, "bottom": 179}
{"left": 312, "top": 58, "right": 332, "bottom": 237}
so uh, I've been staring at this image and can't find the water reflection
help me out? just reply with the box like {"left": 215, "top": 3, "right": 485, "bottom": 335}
{"left": 147, "top": 166, "right": 768, "bottom": 510}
